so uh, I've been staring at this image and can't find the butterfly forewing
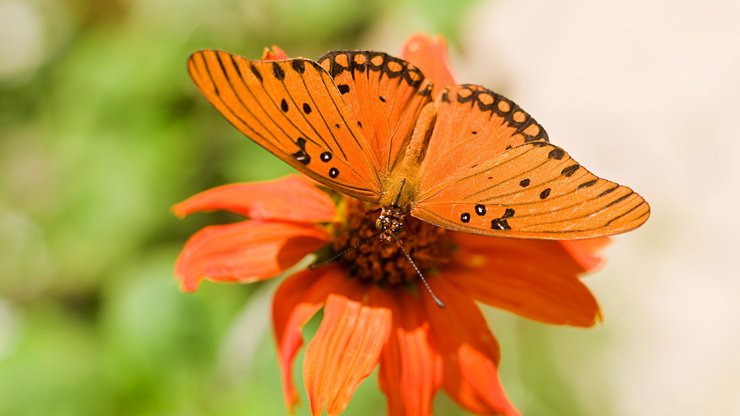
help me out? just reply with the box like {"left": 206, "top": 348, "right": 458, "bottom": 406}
{"left": 418, "top": 84, "right": 549, "bottom": 192}
{"left": 412, "top": 142, "right": 650, "bottom": 239}
{"left": 188, "top": 50, "right": 381, "bottom": 202}
{"left": 318, "top": 51, "right": 433, "bottom": 176}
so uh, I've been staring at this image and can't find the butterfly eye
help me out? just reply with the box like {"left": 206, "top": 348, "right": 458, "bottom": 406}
{"left": 375, "top": 218, "right": 383, "bottom": 230}
{"left": 390, "top": 221, "right": 402, "bottom": 233}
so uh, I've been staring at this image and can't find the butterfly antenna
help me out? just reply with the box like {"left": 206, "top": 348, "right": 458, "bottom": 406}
{"left": 309, "top": 232, "right": 382, "bottom": 270}
{"left": 391, "top": 233, "right": 445, "bottom": 308}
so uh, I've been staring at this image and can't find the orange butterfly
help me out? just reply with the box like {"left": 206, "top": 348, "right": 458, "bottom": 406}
{"left": 187, "top": 49, "right": 649, "bottom": 242}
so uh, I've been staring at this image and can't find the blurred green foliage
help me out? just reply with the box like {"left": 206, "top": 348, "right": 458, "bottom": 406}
{"left": 0, "top": 0, "right": 606, "bottom": 414}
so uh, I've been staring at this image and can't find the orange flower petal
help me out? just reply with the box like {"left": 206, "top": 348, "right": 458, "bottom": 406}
{"left": 401, "top": 33, "right": 457, "bottom": 97}
{"left": 559, "top": 237, "right": 611, "bottom": 272}
{"left": 261, "top": 45, "right": 289, "bottom": 60}
{"left": 452, "top": 233, "right": 601, "bottom": 327}
{"left": 172, "top": 174, "right": 335, "bottom": 223}
{"left": 272, "top": 266, "right": 360, "bottom": 412}
{"left": 304, "top": 293, "right": 392, "bottom": 416}
{"left": 175, "top": 220, "right": 328, "bottom": 292}
{"left": 375, "top": 289, "right": 442, "bottom": 416}
{"left": 453, "top": 233, "right": 591, "bottom": 276}
{"left": 422, "top": 277, "right": 518, "bottom": 416}
{"left": 448, "top": 265, "right": 601, "bottom": 327}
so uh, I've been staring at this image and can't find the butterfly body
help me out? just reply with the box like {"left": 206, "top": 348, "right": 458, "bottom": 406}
{"left": 187, "top": 49, "right": 649, "bottom": 240}
{"left": 378, "top": 102, "right": 436, "bottom": 212}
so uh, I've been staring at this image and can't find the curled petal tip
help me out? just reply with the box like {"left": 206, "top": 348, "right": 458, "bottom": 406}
{"left": 171, "top": 202, "right": 188, "bottom": 219}
{"left": 594, "top": 308, "right": 604, "bottom": 325}
{"left": 262, "top": 45, "right": 289, "bottom": 60}
{"left": 178, "top": 279, "right": 199, "bottom": 293}
{"left": 175, "top": 264, "right": 201, "bottom": 292}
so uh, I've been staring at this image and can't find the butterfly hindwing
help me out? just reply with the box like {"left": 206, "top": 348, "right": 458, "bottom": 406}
{"left": 188, "top": 50, "right": 381, "bottom": 202}
{"left": 412, "top": 142, "right": 650, "bottom": 239}
{"left": 317, "top": 51, "right": 433, "bottom": 176}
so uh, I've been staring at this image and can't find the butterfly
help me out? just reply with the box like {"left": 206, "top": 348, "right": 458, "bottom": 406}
{"left": 187, "top": 49, "right": 649, "bottom": 241}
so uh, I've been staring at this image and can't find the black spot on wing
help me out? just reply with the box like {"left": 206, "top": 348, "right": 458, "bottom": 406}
{"left": 561, "top": 164, "right": 580, "bottom": 177}
{"left": 291, "top": 60, "right": 305, "bottom": 73}
{"left": 250, "top": 64, "right": 263, "bottom": 82}
{"left": 291, "top": 137, "right": 311, "bottom": 165}
{"left": 578, "top": 179, "right": 598, "bottom": 189}
{"left": 491, "top": 218, "right": 511, "bottom": 230}
{"left": 491, "top": 208, "right": 515, "bottom": 230}
{"left": 502, "top": 208, "right": 515, "bottom": 218}
{"left": 272, "top": 62, "right": 285, "bottom": 80}
{"left": 548, "top": 148, "right": 565, "bottom": 160}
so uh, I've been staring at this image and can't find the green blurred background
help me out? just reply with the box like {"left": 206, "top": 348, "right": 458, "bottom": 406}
{"left": 2, "top": 0, "right": 738, "bottom": 415}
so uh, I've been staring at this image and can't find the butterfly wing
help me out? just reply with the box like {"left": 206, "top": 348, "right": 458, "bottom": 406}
{"left": 188, "top": 50, "right": 381, "bottom": 202}
{"left": 317, "top": 51, "right": 433, "bottom": 176}
{"left": 411, "top": 84, "right": 647, "bottom": 239}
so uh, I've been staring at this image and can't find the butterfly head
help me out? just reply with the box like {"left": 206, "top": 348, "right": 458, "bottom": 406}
{"left": 375, "top": 206, "right": 405, "bottom": 243}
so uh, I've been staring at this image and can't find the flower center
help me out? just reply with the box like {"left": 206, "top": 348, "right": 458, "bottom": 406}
{"left": 331, "top": 197, "right": 452, "bottom": 286}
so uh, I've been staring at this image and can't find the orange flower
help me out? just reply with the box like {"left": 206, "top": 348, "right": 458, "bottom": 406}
{"left": 174, "top": 35, "right": 608, "bottom": 416}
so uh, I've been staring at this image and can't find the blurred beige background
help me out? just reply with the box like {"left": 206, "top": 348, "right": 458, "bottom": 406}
{"left": 1, "top": 0, "right": 738, "bottom": 415}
